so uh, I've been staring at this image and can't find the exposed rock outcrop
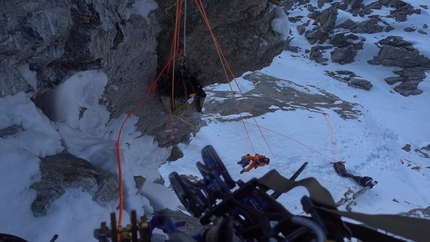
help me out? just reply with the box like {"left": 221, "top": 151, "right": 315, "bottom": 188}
{"left": 368, "top": 36, "right": 430, "bottom": 96}
{"left": 0, "top": 124, "right": 23, "bottom": 137}
{"left": 154, "top": 0, "right": 289, "bottom": 87}
{"left": 404, "top": 206, "right": 430, "bottom": 219}
{"left": 0, "top": 0, "right": 289, "bottom": 148}
{"left": 1, "top": 1, "right": 291, "bottom": 216}
{"left": 203, "top": 72, "right": 362, "bottom": 120}
{"left": 31, "top": 151, "right": 118, "bottom": 217}
{"left": 325, "top": 70, "right": 373, "bottom": 91}
{"left": 283, "top": 0, "right": 429, "bottom": 95}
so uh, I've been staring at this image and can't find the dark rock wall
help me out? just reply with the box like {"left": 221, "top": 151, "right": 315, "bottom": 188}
{"left": 1, "top": 0, "right": 73, "bottom": 96}
{"left": 1, "top": 0, "right": 133, "bottom": 95}
{"left": 154, "top": 0, "right": 288, "bottom": 86}
{"left": 31, "top": 151, "right": 119, "bottom": 217}
{"left": 0, "top": 0, "right": 290, "bottom": 216}
{"left": 0, "top": 0, "right": 287, "bottom": 148}
{"left": 2, "top": 0, "right": 428, "bottom": 149}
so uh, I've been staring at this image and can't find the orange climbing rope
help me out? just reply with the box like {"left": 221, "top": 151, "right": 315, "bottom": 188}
{"left": 114, "top": 0, "right": 199, "bottom": 227}
{"left": 322, "top": 112, "right": 342, "bottom": 161}
{"left": 193, "top": 0, "right": 276, "bottom": 157}
{"left": 115, "top": 0, "right": 351, "bottom": 228}
{"left": 115, "top": 56, "right": 174, "bottom": 227}
{"left": 193, "top": 0, "right": 306, "bottom": 173}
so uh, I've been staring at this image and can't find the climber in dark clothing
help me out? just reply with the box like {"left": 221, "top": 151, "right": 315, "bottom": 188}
{"left": 347, "top": 174, "right": 378, "bottom": 188}
{"left": 333, "top": 161, "right": 378, "bottom": 188}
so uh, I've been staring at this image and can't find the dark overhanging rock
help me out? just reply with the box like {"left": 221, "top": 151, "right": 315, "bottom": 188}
{"left": 132, "top": 0, "right": 291, "bottom": 147}
{"left": 30, "top": 150, "right": 118, "bottom": 217}
{"left": 154, "top": 0, "right": 289, "bottom": 88}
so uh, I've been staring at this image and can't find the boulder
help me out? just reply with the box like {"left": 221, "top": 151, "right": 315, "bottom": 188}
{"left": 305, "top": 27, "right": 330, "bottom": 45}
{"left": 368, "top": 36, "right": 430, "bottom": 96}
{"left": 344, "top": 0, "right": 364, "bottom": 10}
{"left": 309, "top": 46, "right": 329, "bottom": 64}
{"left": 31, "top": 151, "right": 118, "bottom": 217}
{"left": 351, "top": 17, "right": 384, "bottom": 33}
{"left": 388, "top": 0, "right": 417, "bottom": 22}
{"left": 331, "top": 45, "right": 357, "bottom": 64}
{"left": 384, "top": 76, "right": 405, "bottom": 85}
{"left": 348, "top": 77, "right": 373, "bottom": 91}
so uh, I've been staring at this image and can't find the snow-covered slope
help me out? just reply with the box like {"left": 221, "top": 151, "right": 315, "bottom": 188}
{"left": 1, "top": 0, "right": 429, "bottom": 241}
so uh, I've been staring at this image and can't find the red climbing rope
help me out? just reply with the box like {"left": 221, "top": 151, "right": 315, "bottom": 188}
{"left": 193, "top": 0, "right": 270, "bottom": 155}
{"left": 115, "top": 0, "right": 195, "bottom": 227}
{"left": 192, "top": 0, "right": 352, "bottom": 190}
{"left": 115, "top": 56, "right": 174, "bottom": 227}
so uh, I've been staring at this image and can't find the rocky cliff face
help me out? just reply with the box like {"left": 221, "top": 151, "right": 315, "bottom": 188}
{"left": 1, "top": 0, "right": 289, "bottom": 216}
{"left": 1, "top": 0, "right": 429, "bottom": 222}
{"left": 0, "top": 0, "right": 288, "bottom": 149}
{"left": 154, "top": 0, "right": 289, "bottom": 86}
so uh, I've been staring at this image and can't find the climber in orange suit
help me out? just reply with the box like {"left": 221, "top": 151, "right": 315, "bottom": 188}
{"left": 237, "top": 153, "right": 270, "bottom": 174}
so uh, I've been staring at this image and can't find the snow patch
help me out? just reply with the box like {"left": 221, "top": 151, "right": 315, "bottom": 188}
{"left": 271, "top": 6, "right": 290, "bottom": 40}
